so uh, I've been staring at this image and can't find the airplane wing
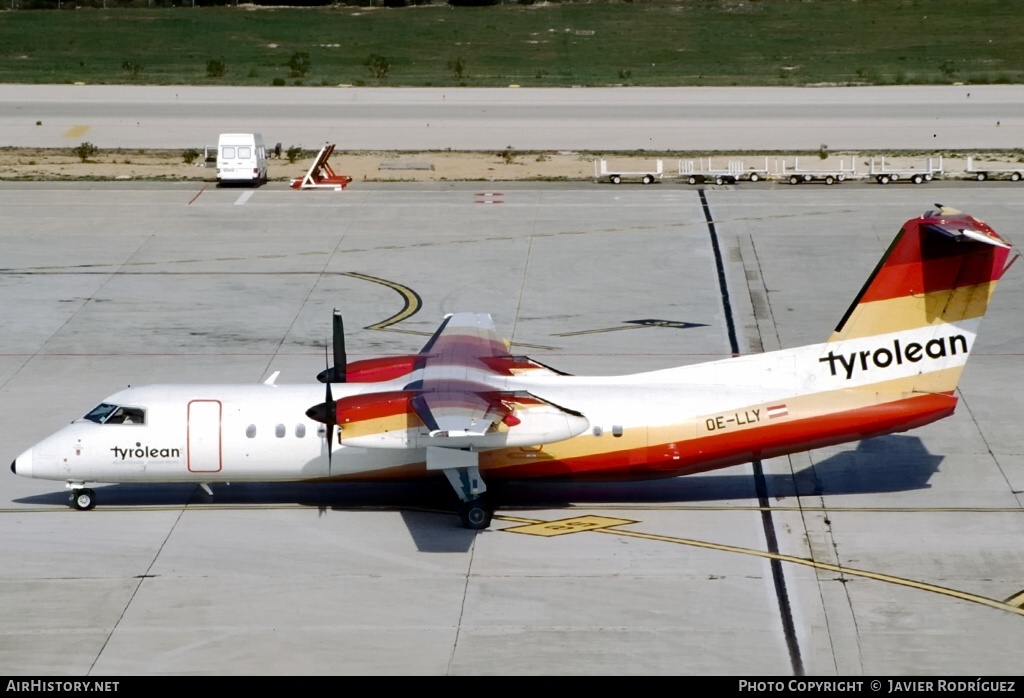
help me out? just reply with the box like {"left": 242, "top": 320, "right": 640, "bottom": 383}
{"left": 417, "top": 312, "right": 508, "bottom": 369}
{"left": 409, "top": 313, "right": 516, "bottom": 436}
{"left": 332, "top": 313, "right": 589, "bottom": 450}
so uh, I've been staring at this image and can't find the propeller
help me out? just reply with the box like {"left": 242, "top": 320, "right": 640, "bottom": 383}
{"left": 306, "top": 346, "right": 339, "bottom": 466}
{"left": 308, "top": 310, "right": 347, "bottom": 467}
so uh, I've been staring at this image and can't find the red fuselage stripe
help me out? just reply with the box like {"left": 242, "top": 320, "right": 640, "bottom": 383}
{"left": 482, "top": 392, "right": 957, "bottom": 481}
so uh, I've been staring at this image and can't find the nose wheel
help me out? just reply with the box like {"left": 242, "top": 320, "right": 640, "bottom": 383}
{"left": 458, "top": 497, "right": 493, "bottom": 530}
{"left": 70, "top": 488, "right": 97, "bottom": 511}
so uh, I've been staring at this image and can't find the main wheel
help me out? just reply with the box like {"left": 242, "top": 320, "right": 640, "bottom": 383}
{"left": 71, "top": 488, "right": 96, "bottom": 511}
{"left": 609, "top": 175, "right": 621, "bottom": 185}
{"left": 459, "top": 499, "right": 492, "bottom": 530}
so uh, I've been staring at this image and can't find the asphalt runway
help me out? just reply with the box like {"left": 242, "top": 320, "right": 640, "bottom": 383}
{"left": 1, "top": 180, "right": 1022, "bottom": 676}
{"left": 2, "top": 84, "right": 1022, "bottom": 151}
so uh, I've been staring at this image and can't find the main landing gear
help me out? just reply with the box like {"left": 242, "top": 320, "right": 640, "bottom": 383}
{"left": 430, "top": 447, "right": 494, "bottom": 530}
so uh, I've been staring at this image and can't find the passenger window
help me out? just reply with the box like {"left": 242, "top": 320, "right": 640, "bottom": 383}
{"left": 275, "top": 424, "right": 285, "bottom": 438}
{"left": 295, "top": 424, "right": 306, "bottom": 438}
{"left": 238, "top": 146, "right": 252, "bottom": 159}
{"left": 246, "top": 425, "right": 256, "bottom": 438}
{"left": 222, "top": 146, "right": 236, "bottom": 159}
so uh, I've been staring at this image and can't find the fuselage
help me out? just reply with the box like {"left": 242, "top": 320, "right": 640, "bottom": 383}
{"left": 12, "top": 324, "right": 970, "bottom": 488}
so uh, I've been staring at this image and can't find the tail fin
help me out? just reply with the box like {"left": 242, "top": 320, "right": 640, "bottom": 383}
{"left": 820, "top": 206, "right": 1014, "bottom": 395}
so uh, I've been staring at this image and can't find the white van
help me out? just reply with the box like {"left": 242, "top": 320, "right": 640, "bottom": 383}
{"left": 216, "top": 133, "right": 268, "bottom": 186}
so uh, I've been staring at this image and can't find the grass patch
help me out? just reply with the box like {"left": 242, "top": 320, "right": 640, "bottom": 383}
{"left": 0, "top": 2, "right": 1021, "bottom": 87}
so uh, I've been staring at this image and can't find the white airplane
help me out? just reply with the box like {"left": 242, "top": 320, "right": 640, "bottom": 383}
{"left": 11, "top": 207, "right": 1016, "bottom": 529}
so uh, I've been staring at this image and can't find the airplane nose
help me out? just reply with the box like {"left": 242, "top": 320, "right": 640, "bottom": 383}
{"left": 11, "top": 448, "right": 31, "bottom": 477}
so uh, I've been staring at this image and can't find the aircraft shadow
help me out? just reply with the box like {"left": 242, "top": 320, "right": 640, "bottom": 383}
{"left": 12, "top": 435, "right": 940, "bottom": 553}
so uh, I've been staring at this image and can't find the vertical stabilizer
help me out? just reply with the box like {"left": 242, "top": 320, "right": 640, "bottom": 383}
{"left": 822, "top": 207, "right": 1014, "bottom": 395}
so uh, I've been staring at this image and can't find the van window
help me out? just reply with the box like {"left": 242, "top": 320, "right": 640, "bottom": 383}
{"left": 222, "top": 146, "right": 236, "bottom": 159}
{"left": 238, "top": 146, "right": 252, "bottom": 159}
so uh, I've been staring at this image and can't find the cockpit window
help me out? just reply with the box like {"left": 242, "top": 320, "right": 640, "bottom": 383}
{"left": 83, "top": 403, "right": 146, "bottom": 425}
{"left": 84, "top": 403, "right": 118, "bottom": 423}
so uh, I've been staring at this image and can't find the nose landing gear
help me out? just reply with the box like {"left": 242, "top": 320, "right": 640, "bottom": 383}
{"left": 69, "top": 487, "right": 97, "bottom": 511}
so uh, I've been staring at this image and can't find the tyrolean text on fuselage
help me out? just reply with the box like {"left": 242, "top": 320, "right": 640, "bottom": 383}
{"left": 819, "top": 334, "right": 968, "bottom": 380}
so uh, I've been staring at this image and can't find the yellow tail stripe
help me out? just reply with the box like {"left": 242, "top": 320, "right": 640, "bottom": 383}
{"left": 828, "top": 281, "right": 997, "bottom": 342}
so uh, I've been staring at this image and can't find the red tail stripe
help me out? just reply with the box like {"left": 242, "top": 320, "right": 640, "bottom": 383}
{"left": 860, "top": 218, "right": 1011, "bottom": 304}
{"left": 862, "top": 250, "right": 1005, "bottom": 303}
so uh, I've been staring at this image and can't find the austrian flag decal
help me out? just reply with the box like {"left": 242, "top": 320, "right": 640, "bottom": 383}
{"left": 766, "top": 404, "right": 789, "bottom": 419}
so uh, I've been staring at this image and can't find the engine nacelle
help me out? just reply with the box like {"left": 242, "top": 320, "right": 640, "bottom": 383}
{"left": 335, "top": 390, "right": 589, "bottom": 450}
{"left": 345, "top": 355, "right": 420, "bottom": 383}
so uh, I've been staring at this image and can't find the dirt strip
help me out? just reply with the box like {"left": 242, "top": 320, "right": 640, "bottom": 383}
{"left": 1, "top": 147, "right": 1021, "bottom": 183}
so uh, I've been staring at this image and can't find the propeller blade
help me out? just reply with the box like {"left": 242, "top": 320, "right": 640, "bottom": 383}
{"left": 332, "top": 309, "right": 346, "bottom": 383}
{"left": 325, "top": 379, "right": 334, "bottom": 467}
{"left": 317, "top": 309, "right": 347, "bottom": 383}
